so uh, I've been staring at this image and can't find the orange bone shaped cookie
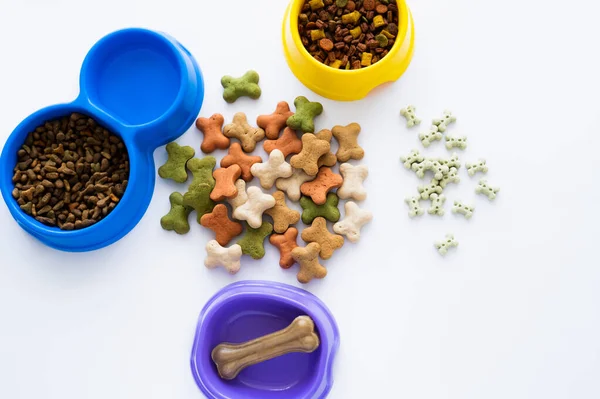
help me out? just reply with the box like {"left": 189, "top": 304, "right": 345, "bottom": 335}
{"left": 211, "top": 315, "right": 320, "bottom": 380}
{"left": 291, "top": 242, "right": 327, "bottom": 284}
{"left": 196, "top": 114, "right": 230, "bottom": 153}
{"left": 221, "top": 142, "right": 262, "bottom": 182}
{"left": 211, "top": 165, "right": 242, "bottom": 201}
{"left": 270, "top": 227, "right": 299, "bottom": 269}
{"left": 257, "top": 101, "right": 295, "bottom": 140}
{"left": 263, "top": 127, "right": 303, "bottom": 158}
{"left": 300, "top": 167, "right": 343, "bottom": 205}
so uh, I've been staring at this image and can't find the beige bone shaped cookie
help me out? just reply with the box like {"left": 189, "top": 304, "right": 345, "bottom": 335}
{"left": 211, "top": 315, "right": 320, "bottom": 380}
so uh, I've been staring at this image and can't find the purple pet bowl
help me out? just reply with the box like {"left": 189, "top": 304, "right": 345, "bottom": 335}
{"left": 191, "top": 281, "right": 340, "bottom": 399}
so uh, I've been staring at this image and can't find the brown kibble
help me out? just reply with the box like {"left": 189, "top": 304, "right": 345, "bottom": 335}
{"left": 265, "top": 191, "right": 301, "bottom": 234}
{"left": 210, "top": 165, "right": 242, "bottom": 201}
{"left": 256, "top": 101, "right": 294, "bottom": 140}
{"left": 291, "top": 242, "right": 327, "bottom": 284}
{"left": 220, "top": 142, "right": 263, "bottom": 182}
{"left": 269, "top": 227, "right": 300, "bottom": 269}
{"left": 319, "top": 38, "right": 334, "bottom": 51}
{"left": 376, "top": 4, "right": 388, "bottom": 13}
{"left": 300, "top": 167, "right": 343, "bottom": 205}
{"left": 364, "top": 0, "right": 375, "bottom": 10}
{"left": 195, "top": 114, "right": 230, "bottom": 153}
{"left": 35, "top": 216, "right": 56, "bottom": 226}
{"left": 263, "top": 127, "right": 303, "bottom": 158}
{"left": 223, "top": 112, "right": 266, "bottom": 153}
{"left": 200, "top": 204, "right": 243, "bottom": 246}
{"left": 21, "top": 187, "right": 34, "bottom": 201}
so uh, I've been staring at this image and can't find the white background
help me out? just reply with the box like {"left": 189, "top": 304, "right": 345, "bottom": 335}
{"left": 1, "top": 0, "right": 599, "bottom": 398}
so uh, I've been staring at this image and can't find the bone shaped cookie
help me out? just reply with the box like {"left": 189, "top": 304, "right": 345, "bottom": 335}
{"left": 205, "top": 240, "right": 243, "bottom": 274}
{"left": 445, "top": 134, "right": 467, "bottom": 150}
{"left": 333, "top": 201, "right": 373, "bottom": 243}
{"left": 428, "top": 193, "right": 446, "bottom": 216}
{"left": 257, "top": 101, "right": 294, "bottom": 139}
{"left": 405, "top": 196, "right": 425, "bottom": 218}
{"left": 300, "top": 167, "right": 343, "bottom": 205}
{"left": 275, "top": 168, "right": 316, "bottom": 201}
{"left": 475, "top": 179, "right": 499, "bottom": 201}
{"left": 400, "top": 105, "right": 422, "bottom": 128}
{"left": 211, "top": 315, "right": 320, "bottom": 380}
{"left": 227, "top": 179, "right": 248, "bottom": 215}
{"left": 432, "top": 110, "right": 456, "bottom": 132}
{"left": 332, "top": 123, "right": 364, "bottom": 162}
{"left": 466, "top": 159, "right": 488, "bottom": 176}
{"left": 411, "top": 159, "right": 449, "bottom": 180}
{"left": 452, "top": 201, "right": 475, "bottom": 219}
{"left": 292, "top": 242, "right": 328, "bottom": 283}
{"left": 419, "top": 126, "right": 443, "bottom": 148}
{"left": 435, "top": 234, "right": 458, "bottom": 256}
{"left": 337, "top": 163, "right": 368, "bottom": 201}
{"left": 290, "top": 134, "right": 331, "bottom": 176}
{"left": 250, "top": 149, "right": 293, "bottom": 189}
{"left": 438, "top": 167, "right": 461, "bottom": 188}
{"left": 400, "top": 149, "right": 425, "bottom": 169}
{"left": 223, "top": 112, "right": 266, "bottom": 152}
{"left": 232, "top": 186, "right": 276, "bottom": 228}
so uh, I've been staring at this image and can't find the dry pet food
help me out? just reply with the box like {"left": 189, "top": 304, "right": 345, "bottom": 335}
{"left": 237, "top": 222, "right": 274, "bottom": 260}
{"left": 300, "top": 193, "right": 341, "bottom": 224}
{"left": 223, "top": 112, "right": 266, "bottom": 153}
{"left": 419, "top": 126, "right": 443, "bottom": 148}
{"left": 440, "top": 152, "right": 462, "bottom": 170}
{"left": 300, "top": 167, "right": 343, "bottom": 205}
{"left": 275, "top": 168, "right": 316, "bottom": 201}
{"left": 265, "top": 191, "right": 301, "bottom": 234}
{"left": 301, "top": 217, "right": 344, "bottom": 260}
{"left": 227, "top": 179, "right": 249, "bottom": 215}
{"left": 452, "top": 201, "right": 475, "bottom": 219}
{"left": 400, "top": 105, "right": 422, "bottom": 128}
{"left": 270, "top": 227, "right": 300, "bottom": 269}
{"left": 200, "top": 204, "right": 243, "bottom": 246}
{"left": 438, "top": 167, "right": 460, "bottom": 188}
{"left": 210, "top": 165, "right": 242, "bottom": 201}
{"left": 332, "top": 122, "right": 364, "bottom": 162}
{"left": 466, "top": 159, "right": 488, "bottom": 176}
{"left": 445, "top": 134, "right": 467, "bottom": 150}
{"left": 264, "top": 127, "right": 303, "bottom": 158}
{"left": 220, "top": 143, "right": 262, "bottom": 182}
{"left": 428, "top": 193, "right": 446, "bottom": 216}
{"left": 475, "top": 179, "right": 499, "bottom": 201}
{"left": 290, "top": 133, "right": 331, "bottom": 176}
{"left": 196, "top": 114, "right": 230, "bottom": 153}
{"left": 160, "top": 192, "right": 193, "bottom": 234}
{"left": 232, "top": 186, "right": 276, "bottom": 229}
{"left": 400, "top": 149, "right": 425, "bottom": 169}
{"left": 432, "top": 110, "right": 456, "bottom": 133}
{"left": 221, "top": 70, "right": 261, "bottom": 103}
{"left": 298, "top": 0, "right": 399, "bottom": 69}
{"left": 315, "top": 129, "right": 338, "bottom": 167}
{"left": 250, "top": 149, "right": 293, "bottom": 189}
{"left": 287, "top": 96, "right": 323, "bottom": 133}
{"left": 333, "top": 201, "right": 372, "bottom": 243}
{"left": 412, "top": 159, "right": 449, "bottom": 180}
{"left": 257, "top": 101, "right": 295, "bottom": 139}
{"left": 11, "top": 113, "right": 129, "bottom": 230}
{"left": 158, "top": 142, "right": 195, "bottom": 183}
{"left": 417, "top": 179, "right": 443, "bottom": 200}
{"left": 405, "top": 196, "right": 425, "bottom": 218}
{"left": 211, "top": 316, "right": 319, "bottom": 380}
{"left": 338, "top": 163, "right": 368, "bottom": 201}
{"left": 292, "top": 242, "right": 328, "bottom": 284}
{"left": 435, "top": 234, "right": 458, "bottom": 256}
{"left": 205, "top": 240, "right": 243, "bottom": 274}
{"left": 183, "top": 157, "right": 217, "bottom": 222}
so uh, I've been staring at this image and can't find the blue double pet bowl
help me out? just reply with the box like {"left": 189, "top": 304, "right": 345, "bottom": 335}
{"left": 0, "top": 28, "right": 204, "bottom": 252}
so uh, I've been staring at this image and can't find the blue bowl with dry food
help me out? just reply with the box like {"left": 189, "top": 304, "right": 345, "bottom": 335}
{"left": 191, "top": 281, "right": 340, "bottom": 399}
{"left": 0, "top": 28, "right": 204, "bottom": 252}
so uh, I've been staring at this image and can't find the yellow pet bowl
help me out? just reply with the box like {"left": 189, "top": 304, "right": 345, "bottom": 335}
{"left": 282, "top": 0, "right": 415, "bottom": 102}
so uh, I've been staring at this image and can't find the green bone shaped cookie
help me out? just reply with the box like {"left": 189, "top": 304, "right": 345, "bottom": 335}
{"left": 183, "top": 157, "right": 217, "bottom": 221}
{"left": 161, "top": 192, "right": 193, "bottom": 234}
{"left": 287, "top": 96, "right": 323, "bottom": 133}
{"left": 158, "top": 142, "right": 195, "bottom": 183}
{"left": 300, "top": 193, "right": 340, "bottom": 225}
{"left": 237, "top": 222, "right": 273, "bottom": 259}
{"left": 221, "top": 70, "right": 262, "bottom": 103}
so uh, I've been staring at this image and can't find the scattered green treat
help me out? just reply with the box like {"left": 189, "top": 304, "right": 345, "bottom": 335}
{"left": 475, "top": 179, "right": 499, "bottom": 201}
{"left": 428, "top": 193, "right": 446, "bottom": 216}
{"left": 405, "top": 196, "right": 424, "bottom": 217}
{"left": 419, "top": 126, "right": 443, "bottom": 147}
{"left": 438, "top": 167, "right": 460, "bottom": 188}
{"left": 418, "top": 180, "right": 443, "bottom": 200}
{"left": 158, "top": 142, "right": 195, "bottom": 183}
{"left": 160, "top": 192, "right": 193, "bottom": 234}
{"left": 439, "top": 152, "right": 462, "bottom": 170}
{"left": 466, "top": 159, "right": 488, "bottom": 176}
{"left": 300, "top": 193, "right": 340, "bottom": 224}
{"left": 183, "top": 157, "right": 217, "bottom": 221}
{"left": 400, "top": 149, "right": 424, "bottom": 169}
{"left": 400, "top": 105, "right": 421, "bottom": 128}
{"left": 435, "top": 234, "right": 458, "bottom": 256}
{"left": 221, "top": 70, "right": 261, "bottom": 103}
{"left": 452, "top": 201, "right": 475, "bottom": 219}
{"left": 286, "top": 96, "right": 323, "bottom": 133}
{"left": 412, "top": 159, "right": 449, "bottom": 180}
{"left": 237, "top": 222, "right": 273, "bottom": 259}
{"left": 445, "top": 134, "right": 467, "bottom": 150}
{"left": 432, "top": 110, "right": 456, "bottom": 133}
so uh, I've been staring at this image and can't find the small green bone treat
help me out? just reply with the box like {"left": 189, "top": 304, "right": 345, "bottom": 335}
{"left": 428, "top": 193, "right": 446, "bottom": 216}
{"left": 445, "top": 134, "right": 467, "bottom": 150}
{"left": 158, "top": 142, "right": 195, "bottom": 183}
{"left": 287, "top": 96, "right": 323, "bottom": 133}
{"left": 432, "top": 110, "right": 456, "bottom": 133}
{"left": 300, "top": 193, "right": 340, "bottom": 224}
{"left": 160, "top": 192, "right": 193, "bottom": 234}
{"left": 418, "top": 180, "right": 443, "bottom": 200}
{"left": 237, "top": 222, "right": 273, "bottom": 259}
{"left": 221, "top": 70, "right": 261, "bottom": 103}
{"left": 183, "top": 157, "right": 217, "bottom": 221}
{"left": 400, "top": 105, "right": 421, "bottom": 128}
{"left": 438, "top": 167, "right": 460, "bottom": 188}
{"left": 405, "top": 196, "right": 424, "bottom": 217}
{"left": 452, "top": 201, "right": 475, "bottom": 219}
{"left": 412, "top": 159, "right": 449, "bottom": 180}
{"left": 435, "top": 234, "right": 458, "bottom": 256}
{"left": 475, "top": 179, "right": 500, "bottom": 201}
{"left": 400, "top": 149, "right": 424, "bottom": 169}
{"left": 466, "top": 159, "right": 488, "bottom": 176}
{"left": 439, "top": 152, "right": 462, "bottom": 170}
{"left": 419, "top": 126, "right": 443, "bottom": 147}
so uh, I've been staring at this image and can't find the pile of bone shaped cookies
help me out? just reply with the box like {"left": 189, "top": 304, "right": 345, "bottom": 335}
{"left": 399, "top": 105, "right": 500, "bottom": 256}
{"left": 157, "top": 71, "right": 372, "bottom": 283}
